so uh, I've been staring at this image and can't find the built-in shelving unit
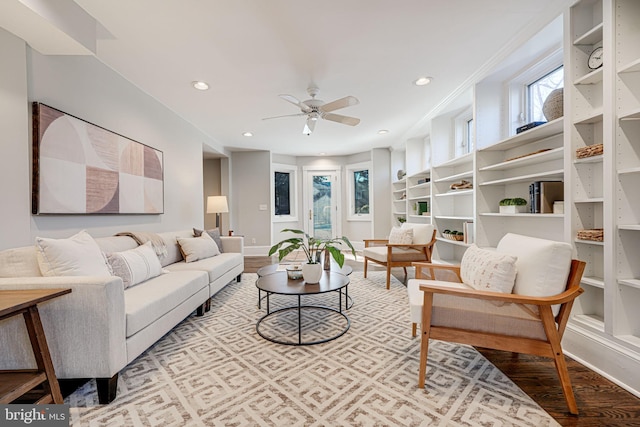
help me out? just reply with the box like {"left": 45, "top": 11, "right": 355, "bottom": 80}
{"left": 392, "top": 177, "right": 407, "bottom": 226}
{"left": 406, "top": 169, "right": 432, "bottom": 223}
{"left": 431, "top": 153, "right": 474, "bottom": 262}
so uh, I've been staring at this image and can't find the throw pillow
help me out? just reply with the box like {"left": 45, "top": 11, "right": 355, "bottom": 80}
{"left": 460, "top": 244, "right": 518, "bottom": 294}
{"left": 105, "top": 242, "right": 164, "bottom": 289}
{"left": 388, "top": 227, "right": 413, "bottom": 245}
{"left": 193, "top": 227, "right": 224, "bottom": 253}
{"left": 177, "top": 232, "right": 220, "bottom": 263}
{"left": 35, "top": 230, "right": 111, "bottom": 277}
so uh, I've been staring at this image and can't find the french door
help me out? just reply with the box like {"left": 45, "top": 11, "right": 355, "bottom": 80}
{"left": 303, "top": 169, "right": 341, "bottom": 239}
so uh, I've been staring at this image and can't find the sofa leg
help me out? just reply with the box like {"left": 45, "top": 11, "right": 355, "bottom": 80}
{"left": 236, "top": 273, "right": 242, "bottom": 282}
{"left": 196, "top": 302, "right": 206, "bottom": 316}
{"left": 205, "top": 298, "right": 211, "bottom": 312}
{"left": 96, "top": 374, "right": 118, "bottom": 404}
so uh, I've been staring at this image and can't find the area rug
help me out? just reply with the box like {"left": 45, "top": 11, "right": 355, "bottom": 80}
{"left": 66, "top": 272, "right": 559, "bottom": 426}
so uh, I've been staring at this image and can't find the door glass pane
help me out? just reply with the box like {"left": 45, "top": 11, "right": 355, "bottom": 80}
{"left": 274, "top": 171, "right": 290, "bottom": 215}
{"left": 353, "top": 169, "right": 369, "bottom": 214}
{"left": 313, "top": 175, "right": 332, "bottom": 239}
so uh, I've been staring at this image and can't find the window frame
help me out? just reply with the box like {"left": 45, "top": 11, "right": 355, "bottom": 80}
{"left": 346, "top": 161, "right": 372, "bottom": 221}
{"left": 454, "top": 108, "right": 474, "bottom": 157}
{"left": 272, "top": 163, "right": 298, "bottom": 222}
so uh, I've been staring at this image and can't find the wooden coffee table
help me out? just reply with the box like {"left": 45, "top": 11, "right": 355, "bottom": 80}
{"left": 255, "top": 271, "right": 350, "bottom": 345}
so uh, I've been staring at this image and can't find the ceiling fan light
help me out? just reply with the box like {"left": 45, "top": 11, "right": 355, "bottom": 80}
{"left": 378, "top": 129, "right": 389, "bottom": 134}
{"left": 414, "top": 76, "right": 432, "bottom": 86}
{"left": 242, "top": 132, "right": 253, "bottom": 137}
{"left": 192, "top": 81, "right": 209, "bottom": 90}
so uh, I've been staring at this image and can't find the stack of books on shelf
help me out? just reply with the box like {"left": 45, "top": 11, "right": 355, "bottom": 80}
{"left": 528, "top": 181, "right": 564, "bottom": 213}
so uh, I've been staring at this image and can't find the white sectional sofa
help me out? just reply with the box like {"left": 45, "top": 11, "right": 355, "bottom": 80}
{"left": 0, "top": 229, "right": 244, "bottom": 403}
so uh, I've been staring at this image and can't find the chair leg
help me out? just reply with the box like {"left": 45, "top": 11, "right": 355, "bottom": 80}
{"left": 403, "top": 267, "right": 408, "bottom": 284}
{"left": 540, "top": 306, "right": 579, "bottom": 415}
{"left": 364, "top": 258, "right": 368, "bottom": 278}
{"left": 418, "top": 292, "right": 434, "bottom": 388}
{"left": 412, "top": 322, "right": 417, "bottom": 338}
{"left": 386, "top": 267, "right": 392, "bottom": 290}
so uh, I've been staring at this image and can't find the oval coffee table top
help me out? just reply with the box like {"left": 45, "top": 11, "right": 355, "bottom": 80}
{"left": 256, "top": 271, "right": 349, "bottom": 295}
{"left": 257, "top": 261, "right": 353, "bottom": 277}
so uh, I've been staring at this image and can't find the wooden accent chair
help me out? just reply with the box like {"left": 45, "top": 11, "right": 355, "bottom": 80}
{"left": 407, "top": 233, "right": 586, "bottom": 415}
{"left": 363, "top": 223, "right": 436, "bottom": 289}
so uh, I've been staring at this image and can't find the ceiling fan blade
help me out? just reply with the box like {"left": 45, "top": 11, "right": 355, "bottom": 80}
{"left": 279, "top": 94, "right": 312, "bottom": 113}
{"left": 323, "top": 113, "right": 360, "bottom": 126}
{"left": 303, "top": 117, "right": 316, "bottom": 135}
{"left": 262, "top": 112, "right": 306, "bottom": 120}
{"left": 320, "top": 96, "right": 359, "bottom": 113}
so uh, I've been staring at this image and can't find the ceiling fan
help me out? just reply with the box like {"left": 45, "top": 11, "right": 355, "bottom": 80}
{"left": 263, "top": 85, "right": 360, "bottom": 135}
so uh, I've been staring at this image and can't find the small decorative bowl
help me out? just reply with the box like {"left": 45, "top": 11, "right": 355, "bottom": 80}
{"left": 286, "top": 265, "right": 303, "bottom": 280}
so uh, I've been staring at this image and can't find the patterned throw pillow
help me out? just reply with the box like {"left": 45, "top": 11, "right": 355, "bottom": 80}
{"left": 177, "top": 232, "right": 221, "bottom": 263}
{"left": 193, "top": 228, "right": 224, "bottom": 253}
{"left": 388, "top": 227, "right": 413, "bottom": 245}
{"left": 460, "top": 244, "right": 517, "bottom": 294}
{"left": 105, "top": 242, "right": 164, "bottom": 289}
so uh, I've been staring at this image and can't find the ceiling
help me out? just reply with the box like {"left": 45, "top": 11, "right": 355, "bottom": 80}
{"left": 2, "top": 0, "right": 569, "bottom": 157}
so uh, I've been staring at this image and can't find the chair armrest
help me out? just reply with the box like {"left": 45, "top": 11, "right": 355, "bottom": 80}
{"left": 418, "top": 282, "right": 584, "bottom": 306}
{"left": 412, "top": 262, "right": 461, "bottom": 281}
{"left": 363, "top": 239, "right": 388, "bottom": 247}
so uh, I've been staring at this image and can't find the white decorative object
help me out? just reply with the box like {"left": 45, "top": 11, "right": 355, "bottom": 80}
{"left": 302, "top": 263, "right": 323, "bottom": 284}
{"left": 499, "top": 205, "right": 527, "bottom": 214}
{"left": 553, "top": 201, "right": 564, "bottom": 214}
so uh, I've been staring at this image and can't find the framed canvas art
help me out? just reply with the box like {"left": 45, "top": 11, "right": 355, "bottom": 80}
{"left": 32, "top": 103, "right": 164, "bottom": 214}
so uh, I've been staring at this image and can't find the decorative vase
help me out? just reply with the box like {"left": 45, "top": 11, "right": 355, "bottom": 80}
{"left": 499, "top": 205, "right": 527, "bottom": 214}
{"left": 542, "top": 88, "right": 563, "bottom": 121}
{"left": 302, "top": 263, "right": 323, "bottom": 284}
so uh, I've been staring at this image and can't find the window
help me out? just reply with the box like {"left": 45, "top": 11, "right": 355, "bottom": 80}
{"left": 465, "top": 118, "right": 475, "bottom": 153}
{"left": 454, "top": 108, "right": 473, "bottom": 157}
{"left": 527, "top": 66, "right": 563, "bottom": 122}
{"left": 347, "top": 162, "right": 371, "bottom": 220}
{"left": 274, "top": 172, "right": 290, "bottom": 215}
{"left": 272, "top": 164, "right": 297, "bottom": 221}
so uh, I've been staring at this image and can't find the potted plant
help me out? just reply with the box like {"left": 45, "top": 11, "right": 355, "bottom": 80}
{"left": 499, "top": 197, "right": 528, "bottom": 214}
{"left": 268, "top": 229, "right": 356, "bottom": 283}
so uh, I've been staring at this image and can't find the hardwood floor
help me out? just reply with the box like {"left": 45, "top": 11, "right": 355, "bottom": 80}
{"left": 245, "top": 256, "right": 640, "bottom": 426}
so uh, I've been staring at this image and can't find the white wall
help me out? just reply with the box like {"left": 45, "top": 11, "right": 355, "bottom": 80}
{"left": 0, "top": 29, "right": 219, "bottom": 250}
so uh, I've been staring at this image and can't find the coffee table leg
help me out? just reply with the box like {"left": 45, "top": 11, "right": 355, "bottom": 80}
{"left": 298, "top": 295, "right": 302, "bottom": 345}
{"left": 258, "top": 289, "right": 261, "bottom": 309}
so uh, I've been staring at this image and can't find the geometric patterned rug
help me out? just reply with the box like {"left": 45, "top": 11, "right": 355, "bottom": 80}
{"left": 66, "top": 271, "right": 560, "bottom": 426}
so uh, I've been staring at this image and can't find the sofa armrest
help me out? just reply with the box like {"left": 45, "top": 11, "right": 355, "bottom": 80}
{"left": 220, "top": 236, "right": 244, "bottom": 254}
{"left": 0, "top": 276, "right": 127, "bottom": 379}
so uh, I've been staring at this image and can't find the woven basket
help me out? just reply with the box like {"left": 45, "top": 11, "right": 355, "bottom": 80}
{"left": 543, "top": 88, "right": 564, "bottom": 121}
{"left": 577, "top": 229, "right": 603, "bottom": 242}
{"left": 576, "top": 143, "right": 603, "bottom": 159}
{"left": 442, "top": 232, "right": 464, "bottom": 241}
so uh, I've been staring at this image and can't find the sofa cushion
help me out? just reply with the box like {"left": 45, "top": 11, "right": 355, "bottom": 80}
{"left": 105, "top": 242, "right": 165, "bottom": 289}
{"left": 35, "top": 230, "right": 111, "bottom": 277}
{"left": 363, "top": 246, "right": 428, "bottom": 263}
{"left": 177, "top": 233, "right": 220, "bottom": 263}
{"left": 193, "top": 228, "right": 224, "bottom": 253}
{"left": 124, "top": 270, "right": 208, "bottom": 337}
{"left": 388, "top": 227, "right": 413, "bottom": 245}
{"left": 401, "top": 223, "right": 434, "bottom": 245}
{"left": 0, "top": 246, "right": 42, "bottom": 277}
{"left": 95, "top": 236, "right": 139, "bottom": 253}
{"left": 460, "top": 244, "right": 517, "bottom": 294}
{"left": 157, "top": 230, "right": 193, "bottom": 267}
{"left": 165, "top": 252, "right": 242, "bottom": 283}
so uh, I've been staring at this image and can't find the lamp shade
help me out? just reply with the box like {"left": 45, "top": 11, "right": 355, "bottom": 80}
{"left": 207, "top": 196, "right": 228, "bottom": 214}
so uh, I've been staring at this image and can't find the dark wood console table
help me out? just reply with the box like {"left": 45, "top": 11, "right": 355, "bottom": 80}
{"left": 0, "top": 288, "right": 71, "bottom": 404}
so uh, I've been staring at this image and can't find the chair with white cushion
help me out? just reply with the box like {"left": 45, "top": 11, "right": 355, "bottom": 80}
{"left": 407, "top": 233, "right": 585, "bottom": 415}
{"left": 363, "top": 223, "right": 436, "bottom": 290}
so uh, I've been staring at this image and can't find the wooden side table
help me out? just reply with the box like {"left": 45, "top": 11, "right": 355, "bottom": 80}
{"left": 0, "top": 288, "right": 71, "bottom": 404}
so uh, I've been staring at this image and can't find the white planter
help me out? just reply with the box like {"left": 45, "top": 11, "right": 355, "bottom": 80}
{"left": 302, "top": 263, "right": 323, "bottom": 284}
{"left": 499, "top": 205, "right": 527, "bottom": 214}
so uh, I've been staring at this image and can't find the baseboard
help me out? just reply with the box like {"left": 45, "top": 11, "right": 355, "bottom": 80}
{"left": 564, "top": 324, "right": 640, "bottom": 399}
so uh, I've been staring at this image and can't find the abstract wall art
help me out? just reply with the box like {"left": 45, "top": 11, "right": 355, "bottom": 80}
{"left": 32, "top": 103, "right": 164, "bottom": 214}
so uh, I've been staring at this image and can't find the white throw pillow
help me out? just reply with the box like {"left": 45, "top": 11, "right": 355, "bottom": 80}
{"left": 177, "top": 232, "right": 221, "bottom": 263}
{"left": 105, "top": 242, "right": 164, "bottom": 289}
{"left": 460, "top": 244, "right": 518, "bottom": 294}
{"left": 35, "top": 230, "right": 111, "bottom": 277}
{"left": 401, "top": 223, "right": 434, "bottom": 245}
{"left": 388, "top": 227, "right": 413, "bottom": 245}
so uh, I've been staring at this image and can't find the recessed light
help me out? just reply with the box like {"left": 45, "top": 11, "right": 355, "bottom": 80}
{"left": 319, "top": 152, "right": 326, "bottom": 156}
{"left": 414, "top": 76, "right": 432, "bottom": 86}
{"left": 192, "top": 81, "right": 209, "bottom": 90}
{"left": 242, "top": 132, "right": 253, "bottom": 137}
{"left": 378, "top": 129, "right": 389, "bottom": 134}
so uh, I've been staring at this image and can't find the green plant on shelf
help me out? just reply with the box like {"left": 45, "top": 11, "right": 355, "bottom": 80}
{"left": 499, "top": 197, "right": 527, "bottom": 206}
{"left": 397, "top": 216, "right": 407, "bottom": 224}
